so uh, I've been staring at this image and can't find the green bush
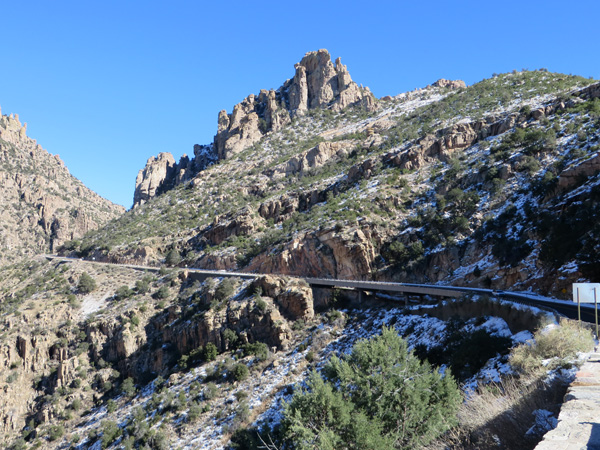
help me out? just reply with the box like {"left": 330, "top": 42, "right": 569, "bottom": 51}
{"left": 122, "top": 377, "right": 136, "bottom": 397}
{"left": 106, "top": 399, "right": 117, "bottom": 413}
{"left": 135, "top": 279, "right": 150, "bottom": 294}
{"left": 188, "top": 401, "right": 202, "bottom": 422}
{"left": 165, "top": 249, "right": 181, "bottom": 267}
{"left": 243, "top": 342, "right": 269, "bottom": 361}
{"left": 78, "top": 272, "right": 97, "bottom": 294}
{"left": 115, "top": 285, "right": 134, "bottom": 301}
{"left": 100, "top": 420, "right": 122, "bottom": 448}
{"left": 67, "top": 294, "right": 80, "bottom": 308}
{"left": 214, "top": 278, "right": 236, "bottom": 302}
{"left": 203, "top": 382, "right": 218, "bottom": 400}
{"left": 255, "top": 297, "right": 267, "bottom": 314}
{"left": 48, "top": 424, "right": 64, "bottom": 441}
{"left": 281, "top": 327, "right": 461, "bottom": 449}
{"left": 223, "top": 328, "right": 238, "bottom": 349}
{"left": 154, "top": 285, "right": 170, "bottom": 300}
{"left": 204, "top": 342, "right": 218, "bottom": 361}
{"left": 232, "top": 363, "right": 249, "bottom": 382}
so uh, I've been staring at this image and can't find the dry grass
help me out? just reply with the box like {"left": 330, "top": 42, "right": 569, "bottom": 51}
{"left": 510, "top": 319, "right": 595, "bottom": 373}
{"left": 427, "top": 375, "right": 568, "bottom": 450}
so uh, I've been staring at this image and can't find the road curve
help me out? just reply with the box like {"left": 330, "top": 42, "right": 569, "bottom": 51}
{"left": 44, "top": 255, "right": 596, "bottom": 324}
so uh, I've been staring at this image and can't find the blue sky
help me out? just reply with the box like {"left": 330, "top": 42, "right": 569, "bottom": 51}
{"left": 1, "top": 0, "right": 599, "bottom": 208}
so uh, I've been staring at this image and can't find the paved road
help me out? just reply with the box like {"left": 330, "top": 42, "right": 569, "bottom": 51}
{"left": 45, "top": 255, "right": 597, "bottom": 324}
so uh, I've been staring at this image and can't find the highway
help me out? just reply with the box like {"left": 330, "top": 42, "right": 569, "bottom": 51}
{"left": 45, "top": 255, "right": 598, "bottom": 324}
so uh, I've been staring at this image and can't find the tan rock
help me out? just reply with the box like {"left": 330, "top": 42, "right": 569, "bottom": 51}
{"left": 432, "top": 79, "right": 466, "bottom": 89}
{"left": 133, "top": 152, "right": 176, "bottom": 207}
{"left": 558, "top": 153, "right": 600, "bottom": 189}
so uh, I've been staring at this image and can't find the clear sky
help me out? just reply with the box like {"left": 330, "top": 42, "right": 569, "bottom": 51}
{"left": 1, "top": 0, "right": 598, "bottom": 208}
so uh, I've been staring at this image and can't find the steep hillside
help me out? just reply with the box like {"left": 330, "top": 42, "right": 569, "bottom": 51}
{"left": 66, "top": 50, "right": 600, "bottom": 298}
{"left": 0, "top": 111, "right": 125, "bottom": 264}
{"left": 1, "top": 257, "right": 573, "bottom": 450}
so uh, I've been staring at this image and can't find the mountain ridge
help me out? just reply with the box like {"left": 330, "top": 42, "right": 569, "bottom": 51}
{"left": 69, "top": 55, "right": 600, "bottom": 300}
{"left": 0, "top": 110, "right": 125, "bottom": 266}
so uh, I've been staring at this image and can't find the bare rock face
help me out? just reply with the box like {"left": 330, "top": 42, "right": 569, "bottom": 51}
{"left": 285, "top": 51, "right": 374, "bottom": 114}
{"left": 432, "top": 79, "right": 466, "bottom": 89}
{"left": 214, "top": 49, "right": 375, "bottom": 159}
{"left": 0, "top": 112, "right": 125, "bottom": 262}
{"left": 266, "top": 141, "right": 354, "bottom": 180}
{"left": 132, "top": 144, "right": 217, "bottom": 208}
{"left": 204, "top": 209, "right": 258, "bottom": 246}
{"left": 247, "top": 225, "right": 381, "bottom": 280}
{"left": 558, "top": 153, "right": 600, "bottom": 189}
{"left": 251, "top": 275, "right": 315, "bottom": 321}
{"left": 133, "top": 152, "right": 176, "bottom": 206}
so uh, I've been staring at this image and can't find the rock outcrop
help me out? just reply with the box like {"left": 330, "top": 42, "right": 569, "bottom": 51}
{"left": 432, "top": 79, "right": 467, "bottom": 89}
{"left": 558, "top": 152, "right": 600, "bottom": 189}
{"left": 246, "top": 225, "right": 381, "bottom": 280}
{"left": 133, "top": 153, "right": 176, "bottom": 206}
{"left": 265, "top": 141, "right": 355, "bottom": 180}
{"left": 215, "top": 49, "right": 375, "bottom": 159}
{"left": 133, "top": 145, "right": 217, "bottom": 207}
{"left": 86, "top": 276, "right": 314, "bottom": 379}
{"left": 133, "top": 49, "right": 375, "bottom": 206}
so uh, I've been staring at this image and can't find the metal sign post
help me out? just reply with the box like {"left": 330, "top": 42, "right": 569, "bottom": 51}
{"left": 578, "top": 287, "right": 581, "bottom": 326}
{"left": 595, "top": 287, "right": 598, "bottom": 339}
{"left": 572, "top": 283, "right": 600, "bottom": 334}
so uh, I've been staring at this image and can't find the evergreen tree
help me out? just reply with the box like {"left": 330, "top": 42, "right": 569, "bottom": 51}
{"left": 281, "top": 327, "right": 461, "bottom": 449}
{"left": 78, "top": 272, "right": 97, "bottom": 294}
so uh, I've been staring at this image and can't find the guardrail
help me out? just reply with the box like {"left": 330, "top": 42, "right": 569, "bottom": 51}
{"left": 45, "top": 255, "right": 595, "bottom": 323}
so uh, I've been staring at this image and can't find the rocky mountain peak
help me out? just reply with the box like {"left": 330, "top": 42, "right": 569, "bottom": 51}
{"left": 132, "top": 49, "right": 375, "bottom": 207}
{"left": 285, "top": 49, "right": 373, "bottom": 115}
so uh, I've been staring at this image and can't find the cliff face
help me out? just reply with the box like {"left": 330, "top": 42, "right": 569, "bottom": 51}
{"left": 133, "top": 49, "right": 375, "bottom": 207}
{"left": 0, "top": 111, "right": 125, "bottom": 264}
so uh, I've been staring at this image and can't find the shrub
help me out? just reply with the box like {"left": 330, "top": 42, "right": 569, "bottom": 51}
{"left": 255, "top": 297, "right": 267, "bottom": 314}
{"left": 232, "top": 363, "right": 249, "bottom": 382}
{"left": 204, "top": 342, "right": 218, "bottom": 361}
{"left": 48, "top": 424, "right": 64, "bottom": 441}
{"left": 214, "top": 278, "right": 236, "bottom": 302}
{"left": 188, "top": 401, "right": 202, "bottom": 422}
{"left": 122, "top": 377, "right": 136, "bottom": 397}
{"left": 165, "top": 249, "right": 182, "bottom": 267}
{"left": 67, "top": 294, "right": 80, "bottom": 308}
{"left": 100, "top": 420, "right": 121, "bottom": 448}
{"left": 223, "top": 328, "right": 238, "bottom": 349}
{"left": 78, "top": 272, "right": 97, "bottom": 294}
{"left": 203, "top": 382, "right": 218, "bottom": 400}
{"left": 510, "top": 321, "right": 594, "bottom": 373}
{"left": 154, "top": 285, "right": 170, "bottom": 300}
{"left": 106, "top": 399, "right": 117, "bottom": 413}
{"left": 135, "top": 279, "right": 150, "bottom": 294}
{"left": 281, "top": 327, "right": 461, "bottom": 449}
{"left": 115, "top": 285, "right": 134, "bottom": 301}
{"left": 243, "top": 342, "right": 269, "bottom": 361}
